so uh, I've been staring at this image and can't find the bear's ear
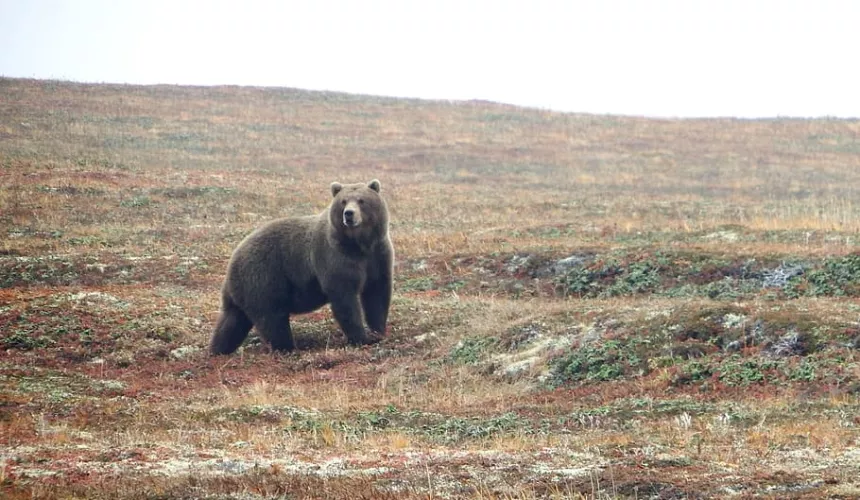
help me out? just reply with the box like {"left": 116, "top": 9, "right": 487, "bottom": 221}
{"left": 330, "top": 182, "right": 343, "bottom": 197}
{"left": 368, "top": 179, "right": 381, "bottom": 193}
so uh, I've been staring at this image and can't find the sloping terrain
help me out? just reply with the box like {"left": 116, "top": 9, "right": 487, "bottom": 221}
{"left": 1, "top": 78, "right": 859, "bottom": 498}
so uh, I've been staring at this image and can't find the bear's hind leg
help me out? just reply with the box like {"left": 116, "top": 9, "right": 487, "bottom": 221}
{"left": 211, "top": 298, "right": 253, "bottom": 355}
{"left": 255, "top": 313, "right": 296, "bottom": 352}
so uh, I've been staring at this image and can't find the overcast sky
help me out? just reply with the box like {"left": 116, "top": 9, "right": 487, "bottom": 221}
{"left": 1, "top": 0, "right": 857, "bottom": 118}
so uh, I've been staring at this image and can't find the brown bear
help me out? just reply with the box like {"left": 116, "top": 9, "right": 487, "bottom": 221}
{"left": 209, "top": 179, "right": 393, "bottom": 354}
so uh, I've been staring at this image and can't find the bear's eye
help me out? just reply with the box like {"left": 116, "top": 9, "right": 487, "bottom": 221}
{"left": 341, "top": 199, "right": 347, "bottom": 206}
{"left": 358, "top": 199, "right": 365, "bottom": 205}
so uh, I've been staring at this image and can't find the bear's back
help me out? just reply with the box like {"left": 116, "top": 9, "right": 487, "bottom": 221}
{"left": 225, "top": 214, "right": 323, "bottom": 301}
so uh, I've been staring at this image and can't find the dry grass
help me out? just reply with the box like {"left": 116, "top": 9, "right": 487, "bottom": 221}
{"left": 1, "top": 77, "right": 859, "bottom": 498}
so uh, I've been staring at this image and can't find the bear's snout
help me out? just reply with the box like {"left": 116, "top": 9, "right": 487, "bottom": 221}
{"left": 343, "top": 202, "right": 362, "bottom": 227}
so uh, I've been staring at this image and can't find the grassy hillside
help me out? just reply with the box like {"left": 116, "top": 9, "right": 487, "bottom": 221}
{"left": 1, "top": 77, "right": 859, "bottom": 499}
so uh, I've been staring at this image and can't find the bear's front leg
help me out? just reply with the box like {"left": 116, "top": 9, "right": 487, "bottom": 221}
{"left": 329, "top": 292, "right": 377, "bottom": 345}
{"left": 361, "top": 276, "right": 391, "bottom": 335}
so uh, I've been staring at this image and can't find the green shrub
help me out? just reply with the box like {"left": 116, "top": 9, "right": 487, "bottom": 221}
{"left": 549, "top": 339, "right": 647, "bottom": 386}
{"left": 448, "top": 336, "right": 497, "bottom": 365}
{"left": 804, "top": 254, "right": 860, "bottom": 297}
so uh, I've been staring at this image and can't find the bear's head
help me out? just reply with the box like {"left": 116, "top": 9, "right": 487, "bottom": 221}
{"left": 329, "top": 179, "right": 389, "bottom": 243}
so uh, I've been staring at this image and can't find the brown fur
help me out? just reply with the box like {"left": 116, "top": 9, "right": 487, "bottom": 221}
{"left": 210, "top": 179, "right": 394, "bottom": 354}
